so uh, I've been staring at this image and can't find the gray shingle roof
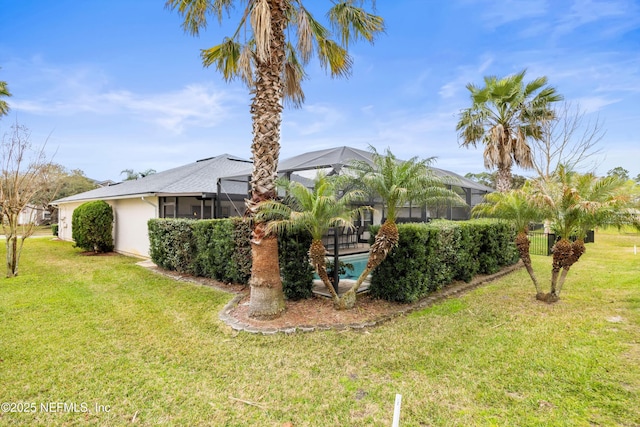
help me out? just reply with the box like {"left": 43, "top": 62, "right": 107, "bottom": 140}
{"left": 53, "top": 146, "right": 493, "bottom": 205}
{"left": 53, "top": 154, "right": 252, "bottom": 204}
{"left": 275, "top": 146, "right": 495, "bottom": 193}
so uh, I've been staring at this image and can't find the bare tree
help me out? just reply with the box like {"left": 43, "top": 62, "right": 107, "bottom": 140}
{"left": 31, "top": 164, "right": 97, "bottom": 223}
{"left": 531, "top": 102, "right": 605, "bottom": 178}
{"left": 1, "top": 123, "right": 55, "bottom": 277}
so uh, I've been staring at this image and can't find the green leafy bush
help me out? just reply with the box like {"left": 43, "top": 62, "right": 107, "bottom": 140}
{"left": 278, "top": 229, "right": 314, "bottom": 300}
{"left": 51, "top": 224, "right": 59, "bottom": 236}
{"left": 192, "top": 218, "right": 251, "bottom": 284}
{"left": 148, "top": 218, "right": 312, "bottom": 294}
{"left": 71, "top": 200, "right": 114, "bottom": 253}
{"left": 147, "top": 218, "right": 196, "bottom": 273}
{"left": 370, "top": 220, "right": 517, "bottom": 303}
{"left": 229, "top": 219, "right": 252, "bottom": 284}
{"left": 369, "top": 223, "right": 434, "bottom": 303}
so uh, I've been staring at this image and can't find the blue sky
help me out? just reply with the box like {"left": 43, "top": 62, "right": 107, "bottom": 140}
{"left": 1, "top": 0, "right": 639, "bottom": 181}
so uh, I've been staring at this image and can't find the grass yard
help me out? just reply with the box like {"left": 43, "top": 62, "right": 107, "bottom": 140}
{"left": 0, "top": 232, "right": 638, "bottom": 426}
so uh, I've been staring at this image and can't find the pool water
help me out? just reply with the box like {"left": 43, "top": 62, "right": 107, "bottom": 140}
{"left": 316, "top": 253, "right": 369, "bottom": 280}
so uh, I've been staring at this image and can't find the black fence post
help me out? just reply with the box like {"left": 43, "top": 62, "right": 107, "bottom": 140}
{"left": 333, "top": 228, "right": 340, "bottom": 295}
{"left": 547, "top": 233, "right": 556, "bottom": 256}
{"left": 586, "top": 229, "right": 595, "bottom": 243}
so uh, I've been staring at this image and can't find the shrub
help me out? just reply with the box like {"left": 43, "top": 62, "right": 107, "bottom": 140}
{"left": 51, "top": 224, "right": 59, "bottom": 236}
{"left": 148, "top": 219, "right": 196, "bottom": 273}
{"left": 229, "top": 218, "right": 252, "bottom": 284}
{"left": 369, "top": 223, "right": 434, "bottom": 303}
{"left": 192, "top": 218, "right": 251, "bottom": 284}
{"left": 278, "top": 229, "right": 314, "bottom": 300}
{"left": 148, "top": 218, "right": 313, "bottom": 294}
{"left": 370, "top": 219, "right": 518, "bottom": 303}
{"left": 72, "top": 200, "right": 114, "bottom": 253}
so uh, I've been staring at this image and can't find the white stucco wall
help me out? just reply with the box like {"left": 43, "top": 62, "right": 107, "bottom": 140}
{"left": 111, "top": 197, "right": 158, "bottom": 258}
{"left": 56, "top": 196, "right": 158, "bottom": 258}
{"left": 57, "top": 201, "right": 82, "bottom": 242}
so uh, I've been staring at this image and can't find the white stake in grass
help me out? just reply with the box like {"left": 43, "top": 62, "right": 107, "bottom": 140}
{"left": 392, "top": 393, "right": 402, "bottom": 427}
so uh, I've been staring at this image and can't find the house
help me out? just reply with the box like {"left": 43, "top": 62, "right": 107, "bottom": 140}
{"left": 53, "top": 147, "right": 493, "bottom": 258}
{"left": 52, "top": 154, "right": 253, "bottom": 257}
{"left": 18, "top": 204, "right": 51, "bottom": 226}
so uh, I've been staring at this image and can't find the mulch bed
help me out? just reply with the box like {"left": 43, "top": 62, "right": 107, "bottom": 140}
{"left": 142, "top": 262, "right": 524, "bottom": 333}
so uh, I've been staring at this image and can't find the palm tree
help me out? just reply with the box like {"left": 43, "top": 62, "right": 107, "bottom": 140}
{"left": 457, "top": 69, "right": 563, "bottom": 192}
{"left": 120, "top": 169, "right": 139, "bottom": 181}
{"left": 532, "top": 166, "right": 634, "bottom": 301}
{"left": 0, "top": 74, "right": 11, "bottom": 117}
{"left": 471, "top": 183, "right": 545, "bottom": 297}
{"left": 341, "top": 147, "right": 465, "bottom": 309}
{"left": 167, "top": 0, "right": 384, "bottom": 318}
{"left": 257, "top": 173, "right": 368, "bottom": 307}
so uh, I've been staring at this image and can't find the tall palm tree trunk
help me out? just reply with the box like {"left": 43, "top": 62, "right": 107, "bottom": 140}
{"left": 247, "top": 0, "right": 287, "bottom": 319}
{"left": 339, "top": 219, "right": 399, "bottom": 309}
{"left": 515, "top": 231, "right": 542, "bottom": 296}
{"left": 495, "top": 167, "right": 512, "bottom": 193}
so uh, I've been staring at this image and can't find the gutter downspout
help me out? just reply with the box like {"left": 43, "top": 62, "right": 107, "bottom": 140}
{"left": 141, "top": 196, "right": 159, "bottom": 217}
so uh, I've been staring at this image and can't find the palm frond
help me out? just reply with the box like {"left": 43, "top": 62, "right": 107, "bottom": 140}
{"left": 347, "top": 146, "right": 463, "bottom": 222}
{"left": 328, "top": 1, "right": 385, "bottom": 48}
{"left": 249, "top": 0, "right": 272, "bottom": 62}
{"left": 472, "top": 185, "right": 542, "bottom": 232}
{"left": 201, "top": 38, "right": 243, "bottom": 81}
{"left": 0, "top": 77, "right": 11, "bottom": 117}
{"left": 316, "top": 38, "right": 353, "bottom": 78}
{"left": 282, "top": 43, "right": 306, "bottom": 108}
{"left": 295, "top": 6, "right": 316, "bottom": 63}
{"left": 165, "top": 0, "right": 235, "bottom": 35}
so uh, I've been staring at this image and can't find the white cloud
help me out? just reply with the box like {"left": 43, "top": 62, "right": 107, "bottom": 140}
{"left": 99, "top": 84, "right": 235, "bottom": 133}
{"left": 555, "top": 0, "right": 632, "bottom": 34}
{"left": 476, "top": 0, "right": 549, "bottom": 28}
{"left": 284, "top": 104, "right": 346, "bottom": 136}
{"left": 438, "top": 56, "right": 494, "bottom": 100}
{"left": 13, "top": 80, "right": 241, "bottom": 134}
{"left": 571, "top": 96, "right": 621, "bottom": 113}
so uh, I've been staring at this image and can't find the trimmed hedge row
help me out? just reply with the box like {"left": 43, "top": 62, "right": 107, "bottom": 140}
{"left": 147, "top": 218, "right": 314, "bottom": 300}
{"left": 148, "top": 218, "right": 518, "bottom": 304}
{"left": 369, "top": 219, "right": 518, "bottom": 303}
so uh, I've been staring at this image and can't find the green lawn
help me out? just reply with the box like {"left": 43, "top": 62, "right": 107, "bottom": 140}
{"left": 0, "top": 232, "right": 638, "bottom": 426}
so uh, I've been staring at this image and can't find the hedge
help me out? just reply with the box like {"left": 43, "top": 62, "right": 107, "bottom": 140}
{"left": 192, "top": 218, "right": 251, "bottom": 284}
{"left": 147, "top": 218, "right": 314, "bottom": 299}
{"left": 369, "top": 219, "right": 518, "bottom": 303}
{"left": 71, "top": 200, "right": 114, "bottom": 253}
{"left": 148, "top": 218, "right": 518, "bottom": 304}
{"left": 147, "top": 219, "right": 197, "bottom": 273}
{"left": 278, "top": 229, "right": 314, "bottom": 300}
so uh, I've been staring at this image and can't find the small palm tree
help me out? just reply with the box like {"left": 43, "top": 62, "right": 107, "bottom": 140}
{"left": 532, "top": 166, "right": 634, "bottom": 301}
{"left": 257, "top": 173, "right": 368, "bottom": 307}
{"left": 472, "top": 183, "right": 545, "bottom": 296}
{"left": 341, "top": 147, "right": 466, "bottom": 308}
{"left": 457, "top": 69, "right": 563, "bottom": 192}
